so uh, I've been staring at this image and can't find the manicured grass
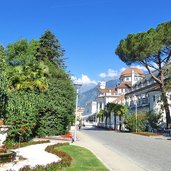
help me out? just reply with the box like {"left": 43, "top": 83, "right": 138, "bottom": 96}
{"left": 57, "top": 145, "right": 109, "bottom": 171}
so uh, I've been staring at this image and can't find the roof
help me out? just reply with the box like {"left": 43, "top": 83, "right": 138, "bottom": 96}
{"left": 132, "top": 70, "right": 160, "bottom": 87}
{"left": 117, "top": 81, "right": 131, "bottom": 88}
{"left": 97, "top": 88, "right": 117, "bottom": 94}
{"left": 121, "top": 68, "right": 144, "bottom": 77}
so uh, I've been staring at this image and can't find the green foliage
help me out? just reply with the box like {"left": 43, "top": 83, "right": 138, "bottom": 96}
{"left": 3, "top": 78, "right": 47, "bottom": 143}
{"left": 0, "top": 89, "right": 8, "bottom": 118}
{"left": 115, "top": 21, "right": 171, "bottom": 128}
{"left": 124, "top": 112, "right": 147, "bottom": 132}
{"left": 6, "top": 39, "right": 39, "bottom": 66}
{"left": 146, "top": 111, "right": 162, "bottom": 130}
{"left": 35, "top": 68, "right": 75, "bottom": 137}
{"left": 57, "top": 144, "right": 108, "bottom": 171}
{"left": 70, "top": 114, "right": 75, "bottom": 126}
{"left": 33, "top": 32, "right": 75, "bottom": 137}
{"left": 18, "top": 143, "right": 108, "bottom": 171}
{"left": 165, "top": 65, "right": 171, "bottom": 91}
{"left": 97, "top": 109, "right": 106, "bottom": 118}
{"left": 0, "top": 30, "right": 75, "bottom": 142}
{"left": 115, "top": 21, "right": 171, "bottom": 66}
{"left": 35, "top": 30, "right": 65, "bottom": 68}
{"left": 5, "top": 64, "right": 48, "bottom": 92}
{"left": 6, "top": 91, "right": 40, "bottom": 142}
{"left": 106, "top": 103, "right": 128, "bottom": 115}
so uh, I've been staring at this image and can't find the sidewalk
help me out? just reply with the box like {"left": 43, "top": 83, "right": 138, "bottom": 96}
{"left": 73, "top": 130, "right": 145, "bottom": 171}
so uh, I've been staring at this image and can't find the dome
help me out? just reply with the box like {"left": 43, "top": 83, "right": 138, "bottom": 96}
{"left": 121, "top": 67, "right": 144, "bottom": 77}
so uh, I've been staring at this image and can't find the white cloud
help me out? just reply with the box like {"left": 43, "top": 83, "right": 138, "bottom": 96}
{"left": 99, "top": 73, "right": 106, "bottom": 78}
{"left": 120, "top": 67, "right": 127, "bottom": 73}
{"left": 99, "top": 65, "right": 150, "bottom": 81}
{"left": 71, "top": 74, "right": 97, "bottom": 85}
{"left": 131, "top": 65, "right": 147, "bottom": 72}
{"left": 99, "top": 68, "right": 120, "bottom": 80}
{"left": 72, "top": 65, "right": 150, "bottom": 87}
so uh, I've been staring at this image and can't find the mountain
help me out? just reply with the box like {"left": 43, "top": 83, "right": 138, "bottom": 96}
{"left": 79, "top": 83, "right": 97, "bottom": 93}
{"left": 106, "top": 79, "right": 119, "bottom": 88}
{"left": 79, "top": 79, "right": 118, "bottom": 107}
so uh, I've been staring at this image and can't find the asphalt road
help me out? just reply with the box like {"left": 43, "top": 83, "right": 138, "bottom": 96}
{"left": 81, "top": 126, "right": 171, "bottom": 171}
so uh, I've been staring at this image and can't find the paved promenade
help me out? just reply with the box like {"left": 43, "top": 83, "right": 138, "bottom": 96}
{"left": 74, "top": 129, "right": 145, "bottom": 171}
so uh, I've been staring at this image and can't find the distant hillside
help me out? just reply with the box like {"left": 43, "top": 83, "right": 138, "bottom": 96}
{"left": 79, "top": 79, "right": 118, "bottom": 107}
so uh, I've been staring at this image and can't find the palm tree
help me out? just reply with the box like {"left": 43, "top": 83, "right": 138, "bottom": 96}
{"left": 114, "top": 104, "right": 128, "bottom": 131}
{"left": 97, "top": 109, "right": 104, "bottom": 125}
{"left": 106, "top": 103, "right": 117, "bottom": 130}
{"left": 7, "top": 62, "right": 49, "bottom": 92}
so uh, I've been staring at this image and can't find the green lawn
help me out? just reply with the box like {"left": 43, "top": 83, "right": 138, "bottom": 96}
{"left": 56, "top": 144, "right": 109, "bottom": 171}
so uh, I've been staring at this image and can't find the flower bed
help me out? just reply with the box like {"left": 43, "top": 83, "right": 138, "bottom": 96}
{"left": 132, "top": 132, "right": 161, "bottom": 136}
{"left": 60, "top": 132, "right": 73, "bottom": 139}
{"left": 18, "top": 143, "right": 72, "bottom": 171}
{"left": 6, "top": 140, "right": 50, "bottom": 149}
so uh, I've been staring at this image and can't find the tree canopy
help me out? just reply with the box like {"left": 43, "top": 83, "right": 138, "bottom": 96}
{"left": 0, "top": 30, "right": 75, "bottom": 142}
{"left": 115, "top": 21, "right": 171, "bottom": 128}
{"left": 35, "top": 30, "right": 65, "bottom": 68}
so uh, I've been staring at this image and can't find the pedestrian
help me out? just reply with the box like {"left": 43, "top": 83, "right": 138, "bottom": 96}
{"left": 78, "top": 122, "right": 82, "bottom": 130}
{"left": 71, "top": 136, "right": 74, "bottom": 143}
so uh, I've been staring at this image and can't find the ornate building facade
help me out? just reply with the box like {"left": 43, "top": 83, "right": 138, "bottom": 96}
{"left": 83, "top": 66, "right": 171, "bottom": 129}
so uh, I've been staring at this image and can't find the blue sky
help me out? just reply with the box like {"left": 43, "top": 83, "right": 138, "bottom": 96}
{"left": 0, "top": 0, "right": 171, "bottom": 85}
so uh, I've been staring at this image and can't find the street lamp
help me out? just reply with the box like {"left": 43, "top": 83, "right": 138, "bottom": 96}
{"left": 74, "top": 82, "right": 82, "bottom": 142}
{"left": 132, "top": 95, "right": 138, "bottom": 132}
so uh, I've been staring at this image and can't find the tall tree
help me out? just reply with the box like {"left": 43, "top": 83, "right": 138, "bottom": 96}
{"left": 35, "top": 62, "right": 75, "bottom": 137}
{"left": 0, "top": 45, "right": 8, "bottom": 118}
{"left": 106, "top": 103, "right": 117, "bottom": 129}
{"left": 35, "top": 30, "right": 65, "bottom": 68}
{"left": 114, "top": 104, "right": 128, "bottom": 131}
{"left": 6, "top": 39, "right": 39, "bottom": 66}
{"left": 115, "top": 21, "right": 171, "bottom": 128}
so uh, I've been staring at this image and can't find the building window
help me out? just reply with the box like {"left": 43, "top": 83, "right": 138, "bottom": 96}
{"left": 100, "top": 102, "right": 102, "bottom": 109}
{"left": 153, "top": 96, "right": 155, "bottom": 102}
{"left": 142, "top": 98, "right": 148, "bottom": 104}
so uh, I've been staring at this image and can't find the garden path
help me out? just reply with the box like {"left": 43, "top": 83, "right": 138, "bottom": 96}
{"left": 0, "top": 141, "right": 60, "bottom": 171}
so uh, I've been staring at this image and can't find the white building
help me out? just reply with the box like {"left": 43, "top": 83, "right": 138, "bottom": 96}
{"left": 84, "top": 66, "right": 171, "bottom": 129}
{"left": 125, "top": 70, "right": 171, "bottom": 124}
{"left": 82, "top": 101, "right": 97, "bottom": 121}
{"left": 95, "top": 68, "right": 145, "bottom": 129}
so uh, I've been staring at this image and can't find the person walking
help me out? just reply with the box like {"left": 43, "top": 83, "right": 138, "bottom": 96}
{"left": 78, "top": 122, "right": 82, "bottom": 130}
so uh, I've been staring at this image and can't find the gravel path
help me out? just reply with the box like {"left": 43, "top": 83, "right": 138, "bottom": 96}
{"left": 0, "top": 141, "right": 60, "bottom": 171}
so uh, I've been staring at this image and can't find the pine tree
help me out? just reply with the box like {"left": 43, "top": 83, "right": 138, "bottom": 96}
{"left": 36, "top": 30, "right": 65, "bottom": 68}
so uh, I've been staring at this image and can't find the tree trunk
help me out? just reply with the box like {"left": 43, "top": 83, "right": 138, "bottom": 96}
{"left": 161, "top": 89, "right": 171, "bottom": 128}
{"left": 119, "top": 114, "right": 122, "bottom": 131}
{"left": 114, "top": 113, "right": 117, "bottom": 130}
{"left": 105, "top": 116, "right": 107, "bottom": 128}
{"left": 109, "top": 113, "right": 111, "bottom": 129}
{"left": 144, "top": 61, "right": 171, "bottom": 128}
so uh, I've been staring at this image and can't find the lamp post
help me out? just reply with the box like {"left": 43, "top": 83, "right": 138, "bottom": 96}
{"left": 133, "top": 95, "right": 138, "bottom": 132}
{"left": 16, "top": 132, "right": 21, "bottom": 155}
{"left": 74, "top": 83, "right": 82, "bottom": 142}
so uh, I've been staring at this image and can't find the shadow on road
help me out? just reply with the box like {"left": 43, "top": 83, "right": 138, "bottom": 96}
{"left": 81, "top": 126, "right": 113, "bottom": 131}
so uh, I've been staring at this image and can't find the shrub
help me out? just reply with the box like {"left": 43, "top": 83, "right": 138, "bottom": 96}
{"left": 146, "top": 111, "right": 162, "bottom": 130}
{"left": 124, "top": 112, "right": 147, "bottom": 132}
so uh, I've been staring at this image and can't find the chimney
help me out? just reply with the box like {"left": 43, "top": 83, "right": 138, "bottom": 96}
{"left": 99, "top": 81, "right": 106, "bottom": 89}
